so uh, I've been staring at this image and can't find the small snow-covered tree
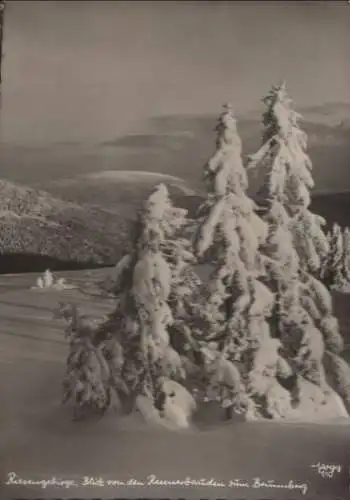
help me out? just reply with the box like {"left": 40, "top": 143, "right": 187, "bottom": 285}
{"left": 59, "top": 184, "right": 200, "bottom": 420}
{"left": 55, "top": 303, "right": 126, "bottom": 420}
{"left": 43, "top": 269, "right": 54, "bottom": 288}
{"left": 195, "top": 104, "right": 293, "bottom": 420}
{"left": 320, "top": 224, "right": 350, "bottom": 290}
{"left": 248, "top": 82, "right": 346, "bottom": 403}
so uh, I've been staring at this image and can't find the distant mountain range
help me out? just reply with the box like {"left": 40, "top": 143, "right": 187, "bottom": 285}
{"left": 1, "top": 101, "right": 349, "bottom": 194}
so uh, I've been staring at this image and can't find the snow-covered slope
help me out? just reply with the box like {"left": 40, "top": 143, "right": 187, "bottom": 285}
{"left": 0, "top": 179, "right": 130, "bottom": 270}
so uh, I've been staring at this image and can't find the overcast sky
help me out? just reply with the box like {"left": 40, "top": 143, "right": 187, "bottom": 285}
{"left": 1, "top": 0, "right": 349, "bottom": 144}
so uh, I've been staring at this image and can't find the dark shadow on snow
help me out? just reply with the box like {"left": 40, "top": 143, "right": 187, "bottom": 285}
{"left": 0, "top": 252, "right": 113, "bottom": 275}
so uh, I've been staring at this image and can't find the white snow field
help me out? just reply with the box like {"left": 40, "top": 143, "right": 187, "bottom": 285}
{"left": 1, "top": 269, "right": 350, "bottom": 500}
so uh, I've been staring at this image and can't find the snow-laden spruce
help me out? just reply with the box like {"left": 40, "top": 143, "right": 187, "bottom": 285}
{"left": 56, "top": 302, "right": 126, "bottom": 420}
{"left": 131, "top": 184, "right": 188, "bottom": 391}
{"left": 248, "top": 82, "right": 348, "bottom": 412}
{"left": 58, "top": 184, "right": 200, "bottom": 426}
{"left": 110, "top": 183, "right": 200, "bottom": 426}
{"left": 320, "top": 223, "right": 350, "bottom": 290}
{"left": 195, "top": 103, "right": 293, "bottom": 420}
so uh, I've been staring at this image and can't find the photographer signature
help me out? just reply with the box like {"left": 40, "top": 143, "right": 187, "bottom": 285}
{"left": 310, "top": 463, "right": 342, "bottom": 479}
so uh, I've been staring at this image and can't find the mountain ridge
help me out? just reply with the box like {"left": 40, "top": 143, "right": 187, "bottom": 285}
{"left": 0, "top": 179, "right": 131, "bottom": 272}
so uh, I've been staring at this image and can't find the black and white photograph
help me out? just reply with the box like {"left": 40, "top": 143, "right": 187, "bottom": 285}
{"left": 0, "top": 1, "right": 350, "bottom": 499}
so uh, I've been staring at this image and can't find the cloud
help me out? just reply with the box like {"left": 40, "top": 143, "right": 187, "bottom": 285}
{"left": 100, "top": 131, "right": 194, "bottom": 149}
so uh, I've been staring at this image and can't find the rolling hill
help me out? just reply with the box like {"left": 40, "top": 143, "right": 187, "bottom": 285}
{"left": 46, "top": 170, "right": 197, "bottom": 216}
{"left": 0, "top": 180, "right": 131, "bottom": 273}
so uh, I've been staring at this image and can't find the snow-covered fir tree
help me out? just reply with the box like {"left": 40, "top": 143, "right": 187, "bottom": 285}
{"left": 127, "top": 183, "right": 198, "bottom": 397}
{"left": 343, "top": 226, "right": 350, "bottom": 283}
{"left": 195, "top": 103, "right": 294, "bottom": 420}
{"left": 101, "top": 184, "right": 202, "bottom": 392}
{"left": 56, "top": 302, "right": 126, "bottom": 420}
{"left": 320, "top": 223, "right": 350, "bottom": 290}
{"left": 59, "top": 184, "right": 200, "bottom": 421}
{"left": 248, "top": 82, "right": 348, "bottom": 408}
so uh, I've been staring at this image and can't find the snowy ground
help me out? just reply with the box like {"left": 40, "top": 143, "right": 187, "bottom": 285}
{"left": 340, "top": 284, "right": 350, "bottom": 294}
{"left": 1, "top": 270, "right": 350, "bottom": 499}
